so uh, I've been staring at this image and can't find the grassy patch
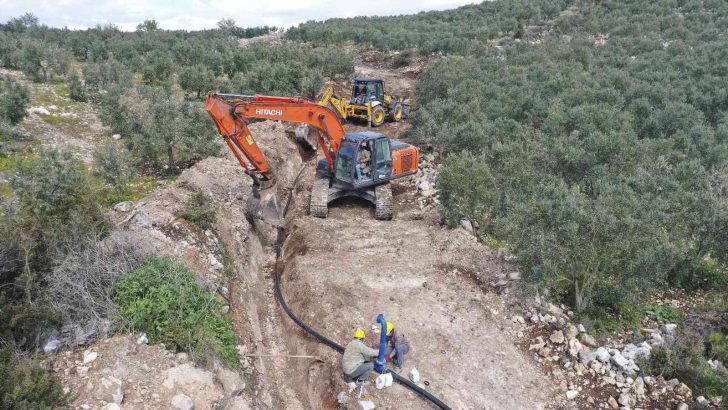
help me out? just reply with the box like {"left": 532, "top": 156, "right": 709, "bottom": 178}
{"left": 645, "top": 304, "right": 686, "bottom": 323}
{"left": 177, "top": 192, "right": 216, "bottom": 231}
{"left": 113, "top": 257, "right": 239, "bottom": 367}
{"left": 481, "top": 235, "right": 507, "bottom": 250}
{"left": 96, "top": 175, "right": 159, "bottom": 206}
{"left": 37, "top": 113, "right": 80, "bottom": 126}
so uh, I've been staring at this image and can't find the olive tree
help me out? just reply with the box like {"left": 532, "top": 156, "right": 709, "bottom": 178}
{"left": 0, "top": 76, "right": 30, "bottom": 125}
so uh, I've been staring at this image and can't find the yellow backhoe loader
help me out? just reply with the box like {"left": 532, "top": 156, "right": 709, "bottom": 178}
{"left": 318, "top": 77, "right": 410, "bottom": 127}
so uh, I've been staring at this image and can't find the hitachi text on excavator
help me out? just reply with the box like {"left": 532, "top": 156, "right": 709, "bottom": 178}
{"left": 205, "top": 93, "right": 420, "bottom": 225}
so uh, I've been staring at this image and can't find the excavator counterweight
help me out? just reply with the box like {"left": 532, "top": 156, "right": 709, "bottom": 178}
{"left": 205, "top": 92, "right": 419, "bottom": 224}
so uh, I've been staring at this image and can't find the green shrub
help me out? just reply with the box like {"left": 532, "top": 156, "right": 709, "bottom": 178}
{"left": 708, "top": 332, "right": 727, "bottom": 363}
{"left": 113, "top": 257, "right": 239, "bottom": 367}
{"left": 645, "top": 342, "right": 728, "bottom": 399}
{"left": 391, "top": 49, "right": 415, "bottom": 69}
{"left": 67, "top": 71, "right": 86, "bottom": 102}
{"left": 178, "top": 192, "right": 216, "bottom": 231}
{"left": 0, "top": 346, "right": 67, "bottom": 409}
{"left": 0, "top": 76, "right": 30, "bottom": 125}
{"left": 645, "top": 304, "right": 686, "bottom": 324}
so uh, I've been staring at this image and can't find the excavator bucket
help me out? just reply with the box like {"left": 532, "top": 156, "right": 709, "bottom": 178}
{"left": 247, "top": 185, "right": 284, "bottom": 228}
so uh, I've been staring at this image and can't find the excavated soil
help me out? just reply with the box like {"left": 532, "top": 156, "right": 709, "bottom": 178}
{"left": 271, "top": 169, "right": 556, "bottom": 409}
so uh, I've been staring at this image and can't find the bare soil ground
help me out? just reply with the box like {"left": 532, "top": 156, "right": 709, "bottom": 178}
{"left": 270, "top": 167, "right": 555, "bottom": 409}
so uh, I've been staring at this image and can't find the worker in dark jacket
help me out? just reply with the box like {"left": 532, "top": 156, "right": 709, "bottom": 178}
{"left": 342, "top": 328, "right": 380, "bottom": 382}
{"left": 384, "top": 322, "right": 409, "bottom": 369}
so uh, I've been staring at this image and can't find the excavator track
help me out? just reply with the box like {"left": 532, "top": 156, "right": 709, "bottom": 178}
{"left": 374, "top": 182, "right": 393, "bottom": 220}
{"left": 310, "top": 175, "right": 329, "bottom": 218}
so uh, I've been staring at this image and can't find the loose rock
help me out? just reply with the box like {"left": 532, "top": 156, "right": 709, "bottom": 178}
{"left": 171, "top": 393, "right": 194, "bottom": 410}
{"left": 549, "top": 330, "right": 565, "bottom": 344}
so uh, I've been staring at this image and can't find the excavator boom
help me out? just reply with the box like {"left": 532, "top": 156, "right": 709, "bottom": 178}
{"left": 205, "top": 92, "right": 347, "bottom": 226}
{"left": 205, "top": 93, "right": 346, "bottom": 184}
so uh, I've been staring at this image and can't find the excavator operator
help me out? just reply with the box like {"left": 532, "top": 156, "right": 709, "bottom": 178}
{"left": 356, "top": 141, "right": 371, "bottom": 180}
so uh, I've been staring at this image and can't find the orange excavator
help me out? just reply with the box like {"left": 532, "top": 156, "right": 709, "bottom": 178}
{"left": 205, "top": 93, "right": 420, "bottom": 225}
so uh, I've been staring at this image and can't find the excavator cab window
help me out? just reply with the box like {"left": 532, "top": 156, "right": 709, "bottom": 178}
{"left": 335, "top": 143, "right": 355, "bottom": 183}
{"left": 373, "top": 138, "right": 392, "bottom": 180}
{"left": 366, "top": 82, "right": 383, "bottom": 102}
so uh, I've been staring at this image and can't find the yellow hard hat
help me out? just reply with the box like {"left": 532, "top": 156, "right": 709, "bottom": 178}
{"left": 354, "top": 328, "right": 366, "bottom": 339}
{"left": 386, "top": 322, "right": 394, "bottom": 335}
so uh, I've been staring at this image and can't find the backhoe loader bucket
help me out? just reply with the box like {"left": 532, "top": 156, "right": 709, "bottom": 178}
{"left": 246, "top": 184, "right": 284, "bottom": 227}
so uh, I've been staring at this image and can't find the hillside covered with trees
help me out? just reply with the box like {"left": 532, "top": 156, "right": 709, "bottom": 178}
{"left": 0, "top": 0, "right": 727, "bottom": 407}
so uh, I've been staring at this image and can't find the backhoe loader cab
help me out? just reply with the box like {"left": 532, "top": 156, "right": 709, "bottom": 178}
{"left": 351, "top": 77, "right": 384, "bottom": 106}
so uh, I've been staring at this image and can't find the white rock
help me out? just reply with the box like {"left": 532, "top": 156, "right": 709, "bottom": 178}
{"left": 209, "top": 254, "right": 224, "bottom": 271}
{"left": 696, "top": 396, "right": 709, "bottom": 406}
{"left": 650, "top": 332, "right": 664, "bottom": 346}
{"left": 596, "top": 347, "right": 611, "bottom": 363}
{"left": 83, "top": 351, "right": 98, "bottom": 363}
{"left": 507, "top": 271, "right": 521, "bottom": 280}
{"left": 112, "top": 133, "right": 122, "bottom": 140}
{"left": 662, "top": 323, "right": 677, "bottom": 335}
{"left": 113, "top": 201, "right": 134, "bottom": 212}
{"left": 618, "top": 393, "right": 634, "bottom": 407}
{"left": 568, "top": 338, "right": 583, "bottom": 357}
{"left": 633, "top": 377, "right": 645, "bottom": 397}
{"left": 577, "top": 324, "right": 586, "bottom": 333}
{"left": 579, "top": 349, "right": 597, "bottom": 364}
{"left": 171, "top": 393, "right": 194, "bottom": 410}
{"left": 29, "top": 106, "right": 50, "bottom": 115}
{"left": 99, "top": 376, "right": 124, "bottom": 404}
{"left": 566, "top": 390, "right": 579, "bottom": 400}
{"left": 43, "top": 339, "right": 61, "bottom": 354}
{"left": 460, "top": 219, "right": 473, "bottom": 233}
{"left": 137, "top": 333, "right": 148, "bottom": 345}
{"left": 580, "top": 333, "right": 597, "bottom": 347}
{"left": 549, "top": 330, "right": 565, "bottom": 344}
{"left": 622, "top": 342, "right": 651, "bottom": 361}
{"left": 216, "top": 366, "right": 245, "bottom": 395}
{"left": 611, "top": 351, "right": 639, "bottom": 375}
{"left": 676, "top": 403, "right": 688, "bottom": 410}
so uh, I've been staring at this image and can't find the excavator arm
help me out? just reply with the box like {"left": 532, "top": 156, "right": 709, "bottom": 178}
{"left": 205, "top": 93, "right": 346, "bottom": 188}
{"left": 205, "top": 92, "right": 347, "bottom": 226}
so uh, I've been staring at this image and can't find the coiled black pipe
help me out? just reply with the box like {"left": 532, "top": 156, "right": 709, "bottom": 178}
{"left": 269, "top": 165, "right": 452, "bottom": 410}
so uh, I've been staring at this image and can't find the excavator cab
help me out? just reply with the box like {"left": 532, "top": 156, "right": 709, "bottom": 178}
{"left": 333, "top": 132, "right": 392, "bottom": 189}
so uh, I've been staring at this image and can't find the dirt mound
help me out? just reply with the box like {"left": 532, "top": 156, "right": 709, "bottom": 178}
{"left": 52, "top": 334, "right": 252, "bottom": 409}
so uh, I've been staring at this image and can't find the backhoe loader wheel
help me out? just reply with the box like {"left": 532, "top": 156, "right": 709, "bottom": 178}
{"left": 389, "top": 104, "right": 403, "bottom": 122}
{"left": 374, "top": 182, "right": 393, "bottom": 220}
{"left": 310, "top": 176, "right": 330, "bottom": 218}
{"left": 371, "top": 105, "right": 386, "bottom": 127}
